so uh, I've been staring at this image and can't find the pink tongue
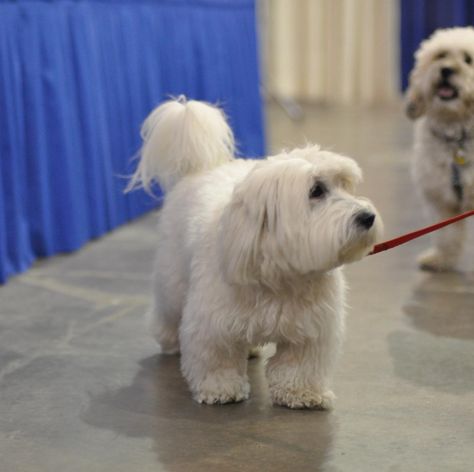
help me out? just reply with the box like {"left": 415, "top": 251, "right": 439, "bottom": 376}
{"left": 438, "top": 86, "right": 455, "bottom": 98}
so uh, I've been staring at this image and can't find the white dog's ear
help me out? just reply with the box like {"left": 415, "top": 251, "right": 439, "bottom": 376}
{"left": 405, "top": 70, "right": 426, "bottom": 120}
{"left": 217, "top": 182, "right": 267, "bottom": 285}
{"left": 286, "top": 147, "right": 362, "bottom": 193}
{"left": 333, "top": 156, "right": 363, "bottom": 193}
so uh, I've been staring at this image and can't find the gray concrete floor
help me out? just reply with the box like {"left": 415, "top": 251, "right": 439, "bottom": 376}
{"left": 1, "top": 102, "right": 474, "bottom": 472}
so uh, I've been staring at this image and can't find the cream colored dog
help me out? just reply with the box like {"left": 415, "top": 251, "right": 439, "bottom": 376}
{"left": 406, "top": 27, "right": 474, "bottom": 271}
{"left": 129, "top": 98, "right": 382, "bottom": 408}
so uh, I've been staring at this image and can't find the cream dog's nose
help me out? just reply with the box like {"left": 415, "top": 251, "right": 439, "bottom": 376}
{"left": 441, "top": 67, "right": 455, "bottom": 79}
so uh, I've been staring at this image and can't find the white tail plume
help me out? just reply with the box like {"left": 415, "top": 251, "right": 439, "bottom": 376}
{"left": 126, "top": 96, "right": 235, "bottom": 193}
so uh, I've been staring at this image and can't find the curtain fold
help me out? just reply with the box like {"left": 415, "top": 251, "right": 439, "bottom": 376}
{"left": 0, "top": 0, "right": 265, "bottom": 283}
{"left": 264, "top": 0, "right": 400, "bottom": 105}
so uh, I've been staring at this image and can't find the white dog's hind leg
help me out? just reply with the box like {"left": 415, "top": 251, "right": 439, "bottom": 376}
{"left": 147, "top": 230, "right": 188, "bottom": 354}
{"left": 148, "top": 255, "right": 186, "bottom": 354}
{"left": 266, "top": 341, "right": 337, "bottom": 410}
{"left": 148, "top": 305, "right": 180, "bottom": 354}
{"left": 418, "top": 207, "right": 466, "bottom": 271}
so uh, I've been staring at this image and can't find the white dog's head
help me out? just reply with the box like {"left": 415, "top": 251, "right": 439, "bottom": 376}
{"left": 406, "top": 27, "right": 474, "bottom": 121}
{"left": 218, "top": 146, "right": 383, "bottom": 288}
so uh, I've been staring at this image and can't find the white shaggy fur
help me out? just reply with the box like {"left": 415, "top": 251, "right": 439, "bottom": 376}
{"left": 406, "top": 27, "right": 474, "bottom": 271}
{"left": 130, "top": 98, "right": 383, "bottom": 408}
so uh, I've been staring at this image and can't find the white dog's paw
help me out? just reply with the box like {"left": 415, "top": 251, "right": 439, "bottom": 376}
{"left": 417, "top": 248, "right": 456, "bottom": 272}
{"left": 270, "top": 386, "right": 335, "bottom": 410}
{"left": 194, "top": 377, "right": 250, "bottom": 405}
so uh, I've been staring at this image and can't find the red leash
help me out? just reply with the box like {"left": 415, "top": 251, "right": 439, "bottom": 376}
{"left": 370, "top": 209, "right": 474, "bottom": 255}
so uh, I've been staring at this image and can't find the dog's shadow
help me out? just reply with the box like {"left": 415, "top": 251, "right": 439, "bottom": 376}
{"left": 81, "top": 355, "right": 336, "bottom": 470}
{"left": 388, "top": 271, "right": 474, "bottom": 394}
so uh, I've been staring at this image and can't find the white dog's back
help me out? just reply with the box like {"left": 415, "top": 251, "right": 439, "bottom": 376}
{"left": 127, "top": 97, "right": 259, "bottom": 352}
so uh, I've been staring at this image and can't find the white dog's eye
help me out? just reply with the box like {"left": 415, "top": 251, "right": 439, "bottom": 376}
{"left": 309, "top": 182, "right": 327, "bottom": 199}
{"left": 465, "top": 52, "right": 472, "bottom": 65}
{"left": 436, "top": 51, "right": 447, "bottom": 60}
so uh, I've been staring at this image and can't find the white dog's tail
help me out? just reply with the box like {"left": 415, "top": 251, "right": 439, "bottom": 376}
{"left": 127, "top": 96, "right": 235, "bottom": 193}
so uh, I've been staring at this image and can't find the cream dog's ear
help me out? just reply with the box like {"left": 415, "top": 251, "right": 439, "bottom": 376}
{"left": 405, "top": 70, "right": 426, "bottom": 120}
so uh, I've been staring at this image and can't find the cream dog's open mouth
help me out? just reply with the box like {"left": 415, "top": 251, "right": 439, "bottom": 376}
{"left": 436, "top": 82, "right": 459, "bottom": 100}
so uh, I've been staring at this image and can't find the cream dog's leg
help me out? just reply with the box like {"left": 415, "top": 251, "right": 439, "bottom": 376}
{"left": 418, "top": 205, "right": 466, "bottom": 271}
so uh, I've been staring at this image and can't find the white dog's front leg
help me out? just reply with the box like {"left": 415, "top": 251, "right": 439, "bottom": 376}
{"left": 180, "top": 326, "right": 250, "bottom": 405}
{"left": 266, "top": 342, "right": 336, "bottom": 410}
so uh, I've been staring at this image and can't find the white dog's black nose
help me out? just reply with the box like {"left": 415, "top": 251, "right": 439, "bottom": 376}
{"left": 355, "top": 211, "right": 375, "bottom": 229}
{"left": 441, "top": 67, "right": 454, "bottom": 79}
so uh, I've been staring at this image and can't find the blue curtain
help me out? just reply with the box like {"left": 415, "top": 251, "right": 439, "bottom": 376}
{"left": 401, "top": 0, "right": 474, "bottom": 89}
{"left": 0, "top": 0, "right": 265, "bottom": 283}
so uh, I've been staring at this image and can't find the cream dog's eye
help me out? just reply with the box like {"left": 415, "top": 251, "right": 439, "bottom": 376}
{"left": 309, "top": 182, "right": 327, "bottom": 199}
{"left": 436, "top": 51, "right": 447, "bottom": 60}
{"left": 464, "top": 52, "right": 472, "bottom": 64}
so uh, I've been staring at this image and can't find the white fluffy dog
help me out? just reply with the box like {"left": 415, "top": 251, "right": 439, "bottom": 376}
{"left": 129, "top": 98, "right": 382, "bottom": 408}
{"left": 406, "top": 27, "right": 474, "bottom": 271}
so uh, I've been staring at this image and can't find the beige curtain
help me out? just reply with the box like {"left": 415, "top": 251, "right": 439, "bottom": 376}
{"left": 262, "top": 0, "right": 400, "bottom": 105}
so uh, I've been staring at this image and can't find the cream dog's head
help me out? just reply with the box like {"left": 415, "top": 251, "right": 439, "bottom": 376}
{"left": 406, "top": 27, "right": 474, "bottom": 121}
{"left": 218, "top": 146, "right": 383, "bottom": 289}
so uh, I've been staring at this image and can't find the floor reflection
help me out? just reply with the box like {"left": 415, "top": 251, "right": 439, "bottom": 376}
{"left": 82, "top": 355, "right": 337, "bottom": 471}
{"left": 388, "top": 272, "right": 474, "bottom": 394}
{"left": 404, "top": 272, "right": 474, "bottom": 340}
